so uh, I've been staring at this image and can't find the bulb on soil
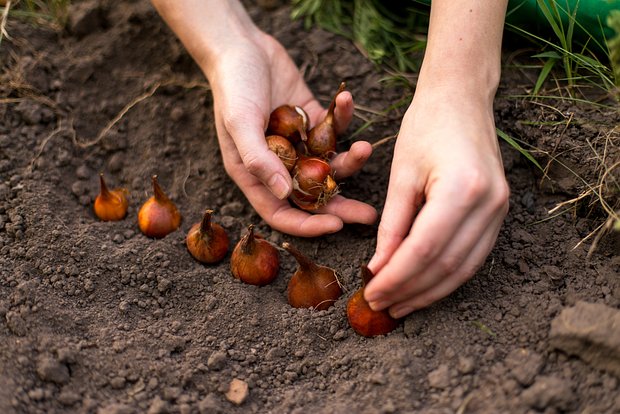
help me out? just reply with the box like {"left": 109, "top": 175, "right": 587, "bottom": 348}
{"left": 138, "top": 175, "right": 181, "bottom": 238}
{"left": 186, "top": 209, "right": 229, "bottom": 264}
{"left": 347, "top": 265, "right": 400, "bottom": 337}
{"left": 94, "top": 173, "right": 129, "bottom": 221}
{"left": 231, "top": 224, "right": 280, "bottom": 286}
{"left": 283, "top": 242, "right": 342, "bottom": 310}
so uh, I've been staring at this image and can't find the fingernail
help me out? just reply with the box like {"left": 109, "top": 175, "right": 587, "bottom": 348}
{"left": 368, "top": 300, "right": 389, "bottom": 311}
{"left": 390, "top": 306, "right": 413, "bottom": 319}
{"left": 364, "top": 290, "right": 383, "bottom": 303}
{"left": 268, "top": 173, "right": 290, "bottom": 200}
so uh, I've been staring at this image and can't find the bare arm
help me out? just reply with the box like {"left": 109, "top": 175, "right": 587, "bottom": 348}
{"left": 365, "top": 0, "right": 510, "bottom": 316}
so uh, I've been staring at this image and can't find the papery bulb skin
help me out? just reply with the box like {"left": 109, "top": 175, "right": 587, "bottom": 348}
{"left": 267, "top": 105, "right": 309, "bottom": 143}
{"left": 138, "top": 175, "right": 182, "bottom": 238}
{"left": 266, "top": 134, "right": 297, "bottom": 172}
{"left": 306, "top": 82, "right": 346, "bottom": 158}
{"left": 347, "top": 265, "right": 400, "bottom": 337}
{"left": 94, "top": 173, "right": 129, "bottom": 221}
{"left": 290, "top": 156, "right": 338, "bottom": 211}
{"left": 231, "top": 225, "right": 280, "bottom": 286}
{"left": 283, "top": 242, "right": 342, "bottom": 311}
{"left": 186, "top": 209, "right": 229, "bottom": 264}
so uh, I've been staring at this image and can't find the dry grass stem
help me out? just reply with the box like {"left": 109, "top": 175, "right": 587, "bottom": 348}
{"left": 0, "top": 0, "right": 11, "bottom": 46}
{"left": 550, "top": 123, "right": 620, "bottom": 256}
{"left": 586, "top": 216, "right": 617, "bottom": 259}
{"left": 547, "top": 190, "right": 592, "bottom": 214}
{"left": 28, "top": 118, "right": 68, "bottom": 172}
{"left": 456, "top": 394, "right": 475, "bottom": 414}
{"left": 73, "top": 82, "right": 162, "bottom": 148}
{"left": 181, "top": 159, "right": 191, "bottom": 198}
{"left": 73, "top": 78, "right": 210, "bottom": 149}
{"left": 371, "top": 133, "right": 397, "bottom": 149}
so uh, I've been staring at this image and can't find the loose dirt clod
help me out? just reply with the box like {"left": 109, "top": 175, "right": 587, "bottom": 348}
{"left": 225, "top": 379, "right": 249, "bottom": 406}
{"left": 550, "top": 301, "right": 620, "bottom": 376}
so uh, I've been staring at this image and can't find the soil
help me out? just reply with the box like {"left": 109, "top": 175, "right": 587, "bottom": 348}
{"left": 1, "top": 1, "right": 619, "bottom": 413}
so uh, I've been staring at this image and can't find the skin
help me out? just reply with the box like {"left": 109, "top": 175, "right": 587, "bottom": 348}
{"left": 150, "top": 0, "right": 510, "bottom": 317}
{"left": 364, "top": 0, "right": 510, "bottom": 318}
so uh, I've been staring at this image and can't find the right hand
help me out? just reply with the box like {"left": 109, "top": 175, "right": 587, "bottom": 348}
{"left": 364, "top": 85, "right": 510, "bottom": 317}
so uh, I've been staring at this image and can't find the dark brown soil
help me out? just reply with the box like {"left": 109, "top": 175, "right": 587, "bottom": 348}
{"left": 1, "top": 1, "right": 619, "bottom": 413}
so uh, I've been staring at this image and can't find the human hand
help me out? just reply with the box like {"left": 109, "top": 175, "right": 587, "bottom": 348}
{"left": 151, "top": 0, "right": 376, "bottom": 236}
{"left": 206, "top": 31, "right": 377, "bottom": 237}
{"left": 363, "top": 88, "right": 510, "bottom": 318}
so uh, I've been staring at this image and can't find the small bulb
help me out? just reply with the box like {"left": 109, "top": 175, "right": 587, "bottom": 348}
{"left": 186, "top": 209, "right": 229, "bottom": 264}
{"left": 94, "top": 173, "right": 129, "bottom": 221}
{"left": 138, "top": 175, "right": 181, "bottom": 238}
{"left": 283, "top": 242, "right": 342, "bottom": 311}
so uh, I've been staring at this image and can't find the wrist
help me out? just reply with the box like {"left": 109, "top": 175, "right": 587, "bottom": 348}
{"left": 414, "top": 0, "right": 507, "bottom": 105}
{"left": 415, "top": 60, "right": 501, "bottom": 107}
{"left": 151, "top": 0, "right": 263, "bottom": 73}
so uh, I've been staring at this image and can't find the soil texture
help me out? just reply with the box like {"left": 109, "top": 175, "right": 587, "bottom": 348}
{"left": 1, "top": 1, "right": 619, "bottom": 413}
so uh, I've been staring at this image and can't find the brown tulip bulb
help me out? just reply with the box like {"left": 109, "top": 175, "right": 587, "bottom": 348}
{"left": 289, "top": 155, "right": 338, "bottom": 211}
{"left": 231, "top": 224, "right": 280, "bottom": 286}
{"left": 283, "top": 242, "right": 342, "bottom": 311}
{"left": 267, "top": 105, "right": 309, "bottom": 143}
{"left": 266, "top": 134, "right": 297, "bottom": 172}
{"left": 306, "top": 82, "right": 346, "bottom": 158}
{"left": 347, "top": 265, "right": 400, "bottom": 337}
{"left": 94, "top": 173, "right": 129, "bottom": 221}
{"left": 137, "top": 175, "right": 181, "bottom": 238}
{"left": 186, "top": 209, "right": 229, "bottom": 264}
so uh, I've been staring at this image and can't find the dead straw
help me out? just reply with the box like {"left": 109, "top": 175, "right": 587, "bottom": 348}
{"left": 0, "top": 0, "right": 11, "bottom": 47}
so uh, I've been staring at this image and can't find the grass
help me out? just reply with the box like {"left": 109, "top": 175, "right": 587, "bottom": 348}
{"left": 0, "top": 0, "right": 70, "bottom": 35}
{"left": 291, "top": 0, "right": 429, "bottom": 72}
{"left": 608, "top": 10, "right": 620, "bottom": 89}
{"left": 504, "top": 1, "right": 620, "bottom": 237}
{"left": 505, "top": 1, "right": 617, "bottom": 99}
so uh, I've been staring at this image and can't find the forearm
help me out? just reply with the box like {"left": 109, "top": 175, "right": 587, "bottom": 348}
{"left": 150, "top": 0, "right": 261, "bottom": 72}
{"left": 416, "top": 0, "right": 508, "bottom": 104}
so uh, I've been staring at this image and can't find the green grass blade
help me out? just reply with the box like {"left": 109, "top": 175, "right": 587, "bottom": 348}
{"left": 532, "top": 51, "right": 562, "bottom": 59}
{"left": 534, "top": 57, "right": 558, "bottom": 95}
{"left": 496, "top": 128, "right": 544, "bottom": 171}
{"left": 566, "top": 0, "right": 580, "bottom": 48}
{"left": 536, "top": 0, "right": 567, "bottom": 49}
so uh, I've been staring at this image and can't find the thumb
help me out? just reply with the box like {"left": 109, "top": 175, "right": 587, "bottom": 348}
{"left": 228, "top": 117, "right": 293, "bottom": 200}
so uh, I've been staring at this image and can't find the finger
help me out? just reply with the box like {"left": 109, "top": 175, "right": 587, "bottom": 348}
{"left": 330, "top": 141, "right": 372, "bottom": 180}
{"left": 224, "top": 110, "right": 293, "bottom": 200}
{"left": 236, "top": 175, "right": 344, "bottom": 237}
{"left": 314, "top": 195, "right": 378, "bottom": 225}
{"left": 365, "top": 172, "right": 487, "bottom": 301}
{"left": 367, "top": 160, "right": 424, "bottom": 275}
{"left": 333, "top": 90, "right": 354, "bottom": 135}
{"left": 304, "top": 90, "right": 353, "bottom": 133}
{"left": 271, "top": 204, "right": 344, "bottom": 237}
{"left": 387, "top": 216, "right": 504, "bottom": 318}
{"left": 368, "top": 203, "right": 505, "bottom": 310}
